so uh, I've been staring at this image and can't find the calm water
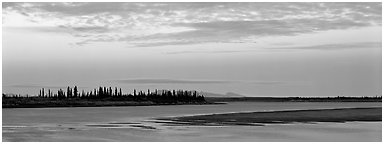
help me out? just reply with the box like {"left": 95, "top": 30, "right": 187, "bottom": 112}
{"left": 2, "top": 102, "right": 382, "bottom": 142}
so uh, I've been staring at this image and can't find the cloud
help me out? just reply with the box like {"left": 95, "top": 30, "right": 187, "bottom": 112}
{"left": 115, "top": 79, "right": 232, "bottom": 84}
{"left": 133, "top": 19, "right": 370, "bottom": 46}
{"left": 4, "top": 84, "right": 88, "bottom": 89}
{"left": 248, "top": 81, "right": 285, "bottom": 85}
{"left": 2, "top": 2, "right": 19, "bottom": 8}
{"left": 166, "top": 50, "right": 247, "bottom": 54}
{"left": 165, "top": 42, "right": 381, "bottom": 54}
{"left": 3, "top": 2, "right": 382, "bottom": 47}
{"left": 114, "top": 79, "right": 289, "bottom": 86}
{"left": 271, "top": 42, "right": 381, "bottom": 50}
{"left": 58, "top": 25, "right": 111, "bottom": 33}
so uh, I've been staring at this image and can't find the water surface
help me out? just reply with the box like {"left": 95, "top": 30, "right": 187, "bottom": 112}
{"left": 3, "top": 102, "right": 381, "bottom": 141}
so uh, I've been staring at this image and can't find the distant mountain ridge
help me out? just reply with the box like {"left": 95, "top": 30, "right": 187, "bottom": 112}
{"left": 201, "top": 91, "right": 245, "bottom": 97}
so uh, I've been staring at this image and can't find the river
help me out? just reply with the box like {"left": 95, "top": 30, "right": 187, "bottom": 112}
{"left": 2, "top": 102, "right": 381, "bottom": 142}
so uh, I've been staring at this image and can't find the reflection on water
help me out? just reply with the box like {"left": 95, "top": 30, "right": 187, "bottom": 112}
{"left": 2, "top": 102, "right": 382, "bottom": 142}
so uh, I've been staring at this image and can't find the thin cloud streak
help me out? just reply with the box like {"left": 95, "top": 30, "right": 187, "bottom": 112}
{"left": 165, "top": 42, "right": 381, "bottom": 54}
{"left": 115, "top": 79, "right": 232, "bottom": 84}
{"left": 166, "top": 50, "right": 247, "bottom": 55}
{"left": 114, "top": 79, "right": 288, "bottom": 85}
{"left": 4, "top": 84, "right": 88, "bottom": 89}
{"left": 270, "top": 42, "right": 382, "bottom": 50}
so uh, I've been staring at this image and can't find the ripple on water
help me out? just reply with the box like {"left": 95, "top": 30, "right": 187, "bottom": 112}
{"left": 85, "top": 123, "right": 157, "bottom": 130}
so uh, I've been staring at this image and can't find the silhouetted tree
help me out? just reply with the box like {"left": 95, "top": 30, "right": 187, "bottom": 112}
{"left": 74, "top": 86, "right": 78, "bottom": 98}
{"left": 109, "top": 87, "right": 112, "bottom": 97}
{"left": 67, "top": 87, "right": 71, "bottom": 98}
{"left": 99, "top": 87, "right": 103, "bottom": 97}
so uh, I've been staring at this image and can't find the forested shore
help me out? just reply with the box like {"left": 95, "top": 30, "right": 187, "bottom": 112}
{"left": 2, "top": 86, "right": 207, "bottom": 108}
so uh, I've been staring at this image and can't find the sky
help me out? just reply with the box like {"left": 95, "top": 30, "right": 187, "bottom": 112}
{"left": 2, "top": 2, "right": 382, "bottom": 96}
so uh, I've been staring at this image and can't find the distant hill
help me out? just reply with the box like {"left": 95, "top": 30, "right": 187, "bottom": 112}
{"left": 201, "top": 91, "right": 245, "bottom": 97}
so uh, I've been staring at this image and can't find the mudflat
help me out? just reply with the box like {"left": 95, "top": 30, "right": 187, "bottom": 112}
{"left": 156, "top": 107, "right": 382, "bottom": 126}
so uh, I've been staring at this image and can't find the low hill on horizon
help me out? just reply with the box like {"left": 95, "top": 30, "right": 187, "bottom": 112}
{"left": 201, "top": 91, "right": 245, "bottom": 97}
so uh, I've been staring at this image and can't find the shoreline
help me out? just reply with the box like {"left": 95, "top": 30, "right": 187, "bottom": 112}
{"left": 205, "top": 97, "right": 382, "bottom": 102}
{"left": 2, "top": 101, "right": 224, "bottom": 109}
{"left": 155, "top": 107, "right": 382, "bottom": 126}
{"left": 3, "top": 96, "right": 380, "bottom": 108}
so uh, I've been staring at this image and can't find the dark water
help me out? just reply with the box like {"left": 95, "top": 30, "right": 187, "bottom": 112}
{"left": 2, "top": 102, "right": 382, "bottom": 141}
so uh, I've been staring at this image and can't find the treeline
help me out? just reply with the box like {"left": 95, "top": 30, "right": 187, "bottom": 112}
{"left": 3, "top": 86, "right": 206, "bottom": 103}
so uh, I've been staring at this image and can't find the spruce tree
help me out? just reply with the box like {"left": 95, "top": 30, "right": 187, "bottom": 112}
{"left": 74, "top": 86, "right": 78, "bottom": 98}
{"left": 42, "top": 88, "right": 45, "bottom": 98}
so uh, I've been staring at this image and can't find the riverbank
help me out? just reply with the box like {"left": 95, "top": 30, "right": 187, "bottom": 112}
{"left": 156, "top": 107, "right": 382, "bottom": 126}
{"left": 2, "top": 98, "right": 215, "bottom": 108}
{"left": 4, "top": 95, "right": 380, "bottom": 108}
{"left": 2, "top": 87, "right": 208, "bottom": 108}
{"left": 205, "top": 96, "right": 382, "bottom": 102}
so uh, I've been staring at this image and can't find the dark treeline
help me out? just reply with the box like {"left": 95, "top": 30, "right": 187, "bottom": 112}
{"left": 3, "top": 86, "right": 206, "bottom": 104}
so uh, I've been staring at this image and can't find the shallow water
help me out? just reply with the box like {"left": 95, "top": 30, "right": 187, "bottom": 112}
{"left": 2, "top": 102, "right": 382, "bottom": 142}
